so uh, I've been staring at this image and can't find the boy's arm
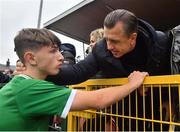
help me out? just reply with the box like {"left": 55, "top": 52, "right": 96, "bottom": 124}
{"left": 70, "top": 71, "right": 148, "bottom": 111}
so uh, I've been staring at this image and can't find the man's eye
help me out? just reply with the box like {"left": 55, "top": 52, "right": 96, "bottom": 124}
{"left": 111, "top": 40, "right": 119, "bottom": 44}
{"left": 112, "top": 40, "right": 117, "bottom": 43}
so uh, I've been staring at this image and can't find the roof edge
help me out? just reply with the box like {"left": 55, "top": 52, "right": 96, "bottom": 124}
{"left": 43, "top": 0, "right": 95, "bottom": 27}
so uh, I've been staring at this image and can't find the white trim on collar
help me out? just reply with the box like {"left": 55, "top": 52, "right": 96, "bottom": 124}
{"left": 18, "top": 74, "right": 32, "bottom": 79}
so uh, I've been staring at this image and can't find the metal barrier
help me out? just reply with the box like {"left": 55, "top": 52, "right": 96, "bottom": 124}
{"left": 68, "top": 75, "right": 180, "bottom": 131}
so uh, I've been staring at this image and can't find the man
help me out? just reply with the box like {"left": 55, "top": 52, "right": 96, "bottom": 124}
{"left": 45, "top": 9, "right": 171, "bottom": 131}
{"left": 47, "top": 9, "right": 170, "bottom": 85}
{"left": 0, "top": 28, "right": 147, "bottom": 131}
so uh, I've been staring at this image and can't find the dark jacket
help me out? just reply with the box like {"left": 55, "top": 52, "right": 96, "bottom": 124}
{"left": 61, "top": 43, "right": 76, "bottom": 66}
{"left": 0, "top": 72, "right": 11, "bottom": 84}
{"left": 47, "top": 19, "right": 171, "bottom": 85}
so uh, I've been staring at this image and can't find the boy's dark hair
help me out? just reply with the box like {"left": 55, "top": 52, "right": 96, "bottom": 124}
{"left": 104, "top": 9, "right": 138, "bottom": 37}
{"left": 14, "top": 28, "right": 61, "bottom": 63}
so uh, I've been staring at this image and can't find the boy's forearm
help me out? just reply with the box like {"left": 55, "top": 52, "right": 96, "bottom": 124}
{"left": 94, "top": 83, "right": 136, "bottom": 109}
{"left": 71, "top": 83, "right": 137, "bottom": 111}
{"left": 71, "top": 71, "right": 147, "bottom": 111}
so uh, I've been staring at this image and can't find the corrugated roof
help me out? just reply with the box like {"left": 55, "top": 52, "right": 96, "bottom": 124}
{"left": 44, "top": 0, "right": 180, "bottom": 43}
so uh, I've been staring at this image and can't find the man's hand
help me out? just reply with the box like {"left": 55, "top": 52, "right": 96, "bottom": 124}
{"left": 13, "top": 61, "right": 26, "bottom": 75}
{"left": 128, "top": 71, "right": 149, "bottom": 90}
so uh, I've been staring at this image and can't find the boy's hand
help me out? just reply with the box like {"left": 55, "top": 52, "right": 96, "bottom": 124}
{"left": 13, "top": 61, "right": 26, "bottom": 75}
{"left": 128, "top": 71, "right": 148, "bottom": 90}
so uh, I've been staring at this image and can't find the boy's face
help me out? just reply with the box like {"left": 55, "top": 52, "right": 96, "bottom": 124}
{"left": 33, "top": 45, "right": 64, "bottom": 76}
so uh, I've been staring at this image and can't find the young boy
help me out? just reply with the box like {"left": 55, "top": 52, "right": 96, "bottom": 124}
{"left": 0, "top": 28, "right": 148, "bottom": 131}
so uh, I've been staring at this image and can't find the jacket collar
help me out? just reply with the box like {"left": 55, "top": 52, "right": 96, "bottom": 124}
{"left": 101, "top": 42, "right": 129, "bottom": 76}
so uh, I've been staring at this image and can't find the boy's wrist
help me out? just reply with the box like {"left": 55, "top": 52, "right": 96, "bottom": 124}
{"left": 126, "top": 83, "right": 136, "bottom": 92}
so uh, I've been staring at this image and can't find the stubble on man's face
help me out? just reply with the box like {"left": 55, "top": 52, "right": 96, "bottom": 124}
{"left": 104, "top": 22, "right": 133, "bottom": 58}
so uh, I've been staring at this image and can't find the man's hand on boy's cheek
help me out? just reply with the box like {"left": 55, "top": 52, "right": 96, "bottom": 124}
{"left": 13, "top": 61, "right": 26, "bottom": 75}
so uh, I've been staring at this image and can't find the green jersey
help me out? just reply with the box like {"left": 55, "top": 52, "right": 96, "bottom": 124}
{"left": 0, "top": 74, "right": 76, "bottom": 131}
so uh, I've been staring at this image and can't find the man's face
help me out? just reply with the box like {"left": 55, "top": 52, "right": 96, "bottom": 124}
{"left": 104, "top": 22, "right": 137, "bottom": 58}
{"left": 34, "top": 45, "right": 64, "bottom": 76}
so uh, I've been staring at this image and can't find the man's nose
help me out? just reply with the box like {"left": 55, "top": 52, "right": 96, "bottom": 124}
{"left": 107, "top": 41, "right": 113, "bottom": 50}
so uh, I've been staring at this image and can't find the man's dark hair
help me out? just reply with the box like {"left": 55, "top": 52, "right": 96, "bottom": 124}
{"left": 14, "top": 28, "right": 61, "bottom": 63}
{"left": 104, "top": 9, "right": 138, "bottom": 37}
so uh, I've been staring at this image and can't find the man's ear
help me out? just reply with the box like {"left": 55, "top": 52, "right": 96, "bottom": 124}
{"left": 129, "top": 32, "right": 137, "bottom": 48}
{"left": 24, "top": 52, "right": 37, "bottom": 65}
